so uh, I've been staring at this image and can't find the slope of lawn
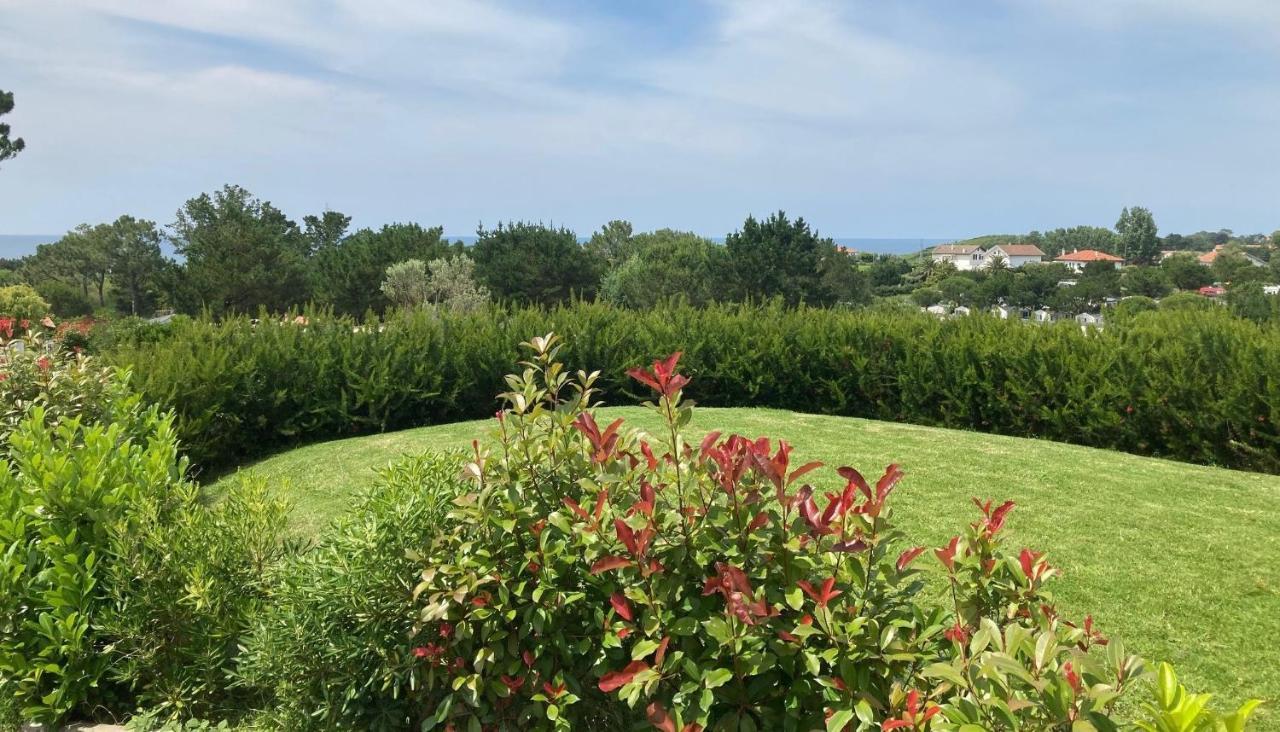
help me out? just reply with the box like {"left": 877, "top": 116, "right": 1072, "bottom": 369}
{"left": 210, "top": 407, "right": 1280, "bottom": 725}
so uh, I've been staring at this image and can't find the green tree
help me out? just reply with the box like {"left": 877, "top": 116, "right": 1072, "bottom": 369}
{"left": 425, "top": 255, "right": 489, "bottom": 312}
{"left": 598, "top": 230, "right": 728, "bottom": 308}
{"left": 1212, "top": 248, "right": 1267, "bottom": 286}
{"left": 910, "top": 287, "right": 942, "bottom": 307}
{"left": 0, "top": 89, "right": 24, "bottom": 167}
{"left": 311, "top": 223, "right": 458, "bottom": 316}
{"left": 819, "top": 251, "right": 874, "bottom": 306}
{"left": 106, "top": 216, "right": 165, "bottom": 315}
{"left": 1161, "top": 253, "right": 1212, "bottom": 290}
{"left": 302, "top": 211, "right": 352, "bottom": 254}
{"left": 171, "top": 185, "right": 311, "bottom": 315}
{"left": 938, "top": 275, "right": 976, "bottom": 304}
{"left": 1116, "top": 206, "right": 1160, "bottom": 264}
{"left": 725, "top": 211, "right": 837, "bottom": 304}
{"left": 380, "top": 260, "right": 430, "bottom": 309}
{"left": 1120, "top": 266, "right": 1172, "bottom": 298}
{"left": 471, "top": 222, "right": 598, "bottom": 305}
{"left": 1226, "top": 282, "right": 1272, "bottom": 323}
{"left": 1039, "top": 226, "right": 1119, "bottom": 257}
{"left": 23, "top": 227, "right": 111, "bottom": 306}
{"left": 585, "top": 220, "right": 635, "bottom": 271}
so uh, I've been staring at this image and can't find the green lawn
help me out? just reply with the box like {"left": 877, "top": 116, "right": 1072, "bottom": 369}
{"left": 211, "top": 407, "right": 1280, "bottom": 725}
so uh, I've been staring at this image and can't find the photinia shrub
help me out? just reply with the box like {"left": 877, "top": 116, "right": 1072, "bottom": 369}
{"left": 411, "top": 334, "right": 1258, "bottom": 730}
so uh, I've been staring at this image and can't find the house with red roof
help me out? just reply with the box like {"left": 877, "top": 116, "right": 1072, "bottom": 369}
{"left": 931, "top": 244, "right": 985, "bottom": 271}
{"left": 1055, "top": 249, "right": 1123, "bottom": 273}
{"left": 932, "top": 242, "right": 1046, "bottom": 271}
{"left": 1197, "top": 244, "right": 1267, "bottom": 268}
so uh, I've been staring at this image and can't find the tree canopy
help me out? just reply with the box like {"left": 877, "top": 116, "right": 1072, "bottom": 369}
{"left": 0, "top": 89, "right": 24, "bottom": 167}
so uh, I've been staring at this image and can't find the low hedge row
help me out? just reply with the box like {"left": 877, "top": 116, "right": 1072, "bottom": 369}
{"left": 107, "top": 302, "right": 1280, "bottom": 473}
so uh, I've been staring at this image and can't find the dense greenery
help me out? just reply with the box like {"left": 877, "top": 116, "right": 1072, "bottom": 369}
{"left": 237, "top": 453, "right": 464, "bottom": 730}
{"left": 108, "top": 302, "right": 1280, "bottom": 474}
{"left": 402, "top": 337, "right": 1257, "bottom": 729}
{"left": 0, "top": 350, "right": 287, "bottom": 725}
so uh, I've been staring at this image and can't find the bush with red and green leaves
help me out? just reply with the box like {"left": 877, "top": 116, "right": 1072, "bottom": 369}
{"left": 410, "top": 335, "right": 1258, "bottom": 731}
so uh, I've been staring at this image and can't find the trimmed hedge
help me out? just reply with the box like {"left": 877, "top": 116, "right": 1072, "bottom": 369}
{"left": 107, "top": 303, "right": 1280, "bottom": 473}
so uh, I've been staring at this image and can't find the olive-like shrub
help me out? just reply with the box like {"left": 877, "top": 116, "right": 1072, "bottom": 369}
{"left": 409, "top": 335, "right": 1260, "bottom": 730}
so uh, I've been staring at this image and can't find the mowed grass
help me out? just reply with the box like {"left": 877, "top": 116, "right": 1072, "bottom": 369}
{"left": 210, "top": 407, "right": 1280, "bottom": 725}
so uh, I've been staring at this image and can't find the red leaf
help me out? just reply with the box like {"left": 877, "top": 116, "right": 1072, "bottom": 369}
{"left": 598, "top": 660, "right": 648, "bottom": 693}
{"left": 562, "top": 497, "right": 589, "bottom": 520}
{"left": 654, "top": 635, "right": 671, "bottom": 667}
{"left": 896, "top": 546, "right": 926, "bottom": 572}
{"left": 590, "top": 556, "right": 632, "bottom": 574}
{"left": 610, "top": 592, "right": 634, "bottom": 622}
{"left": 647, "top": 701, "right": 676, "bottom": 732}
{"left": 747, "top": 511, "right": 769, "bottom": 531}
{"left": 594, "top": 489, "right": 609, "bottom": 521}
{"left": 788, "top": 460, "right": 824, "bottom": 484}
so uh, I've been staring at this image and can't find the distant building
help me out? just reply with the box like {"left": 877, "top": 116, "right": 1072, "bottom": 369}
{"left": 1056, "top": 249, "right": 1124, "bottom": 273}
{"left": 932, "top": 244, "right": 985, "bottom": 271}
{"left": 985, "top": 243, "right": 1046, "bottom": 268}
{"left": 1197, "top": 285, "right": 1227, "bottom": 297}
{"left": 1197, "top": 244, "right": 1267, "bottom": 268}
{"left": 1264, "top": 285, "right": 1280, "bottom": 296}
{"left": 1076, "top": 312, "right": 1105, "bottom": 329}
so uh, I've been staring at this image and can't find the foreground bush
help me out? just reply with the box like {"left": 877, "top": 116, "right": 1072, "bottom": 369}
{"left": 237, "top": 453, "right": 464, "bottom": 730}
{"left": 0, "top": 354, "right": 286, "bottom": 726}
{"left": 408, "top": 335, "right": 1259, "bottom": 730}
{"left": 109, "top": 302, "right": 1280, "bottom": 474}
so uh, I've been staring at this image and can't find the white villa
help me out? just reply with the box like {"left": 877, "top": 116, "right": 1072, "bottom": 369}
{"left": 1055, "top": 249, "right": 1124, "bottom": 273}
{"left": 931, "top": 243, "right": 1046, "bottom": 270}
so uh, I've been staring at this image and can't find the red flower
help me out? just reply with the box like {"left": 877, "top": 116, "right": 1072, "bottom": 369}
{"left": 36, "top": 356, "right": 51, "bottom": 371}
{"left": 413, "top": 643, "right": 446, "bottom": 662}
{"left": 944, "top": 622, "right": 970, "bottom": 645}
{"left": 438, "top": 622, "right": 454, "bottom": 638}
{"left": 797, "top": 577, "right": 842, "bottom": 609}
{"left": 627, "top": 352, "right": 690, "bottom": 400}
{"left": 882, "top": 689, "right": 941, "bottom": 730}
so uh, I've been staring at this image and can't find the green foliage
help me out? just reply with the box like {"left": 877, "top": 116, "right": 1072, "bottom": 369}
{"left": 0, "top": 349, "right": 129, "bottom": 441}
{"left": 408, "top": 337, "right": 1256, "bottom": 730}
{"left": 1161, "top": 253, "right": 1214, "bottom": 291}
{"left": 1036, "top": 226, "right": 1119, "bottom": 258}
{"left": 911, "top": 287, "right": 943, "bottom": 307}
{"left": 311, "top": 223, "right": 459, "bottom": 316}
{"left": 586, "top": 219, "right": 636, "bottom": 270}
{"left": 0, "top": 361, "right": 286, "bottom": 725}
{"left": 1112, "top": 296, "right": 1159, "bottom": 320}
{"left": 237, "top": 453, "right": 465, "bottom": 730}
{"left": 109, "top": 302, "right": 1280, "bottom": 474}
{"left": 1136, "top": 663, "right": 1261, "bottom": 732}
{"left": 1159, "top": 292, "right": 1214, "bottom": 312}
{"left": 1122, "top": 266, "right": 1173, "bottom": 298}
{"left": 0, "top": 283, "right": 50, "bottom": 319}
{"left": 381, "top": 259, "right": 431, "bottom": 309}
{"left": 106, "top": 215, "right": 166, "bottom": 316}
{"left": 472, "top": 222, "right": 599, "bottom": 305}
{"left": 599, "top": 230, "right": 729, "bottom": 308}
{"left": 1225, "top": 282, "right": 1274, "bottom": 324}
{"left": 726, "top": 211, "right": 840, "bottom": 304}
{"left": 1117, "top": 206, "right": 1161, "bottom": 265}
{"left": 170, "top": 185, "right": 313, "bottom": 315}
{"left": 0, "top": 88, "right": 24, "bottom": 167}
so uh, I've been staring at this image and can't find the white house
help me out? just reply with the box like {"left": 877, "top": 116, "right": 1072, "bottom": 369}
{"left": 1076, "top": 312, "right": 1104, "bottom": 329}
{"left": 932, "top": 244, "right": 984, "bottom": 271}
{"left": 1056, "top": 249, "right": 1124, "bottom": 273}
{"left": 952, "top": 305, "right": 972, "bottom": 316}
{"left": 986, "top": 243, "right": 1046, "bottom": 269}
{"left": 1264, "top": 285, "right": 1280, "bottom": 296}
{"left": 1032, "top": 308, "right": 1055, "bottom": 323}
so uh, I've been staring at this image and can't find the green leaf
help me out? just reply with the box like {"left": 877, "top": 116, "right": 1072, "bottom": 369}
{"left": 703, "top": 668, "right": 734, "bottom": 689}
{"left": 825, "top": 709, "right": 854, "bottom": 732}
{"left": 922, "top": 662, "right": 968, "bottom": 687}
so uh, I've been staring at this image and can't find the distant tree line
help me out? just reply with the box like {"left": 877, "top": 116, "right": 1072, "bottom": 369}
{"left": 2, "top": 181, "right": 1278, "bottom": 322}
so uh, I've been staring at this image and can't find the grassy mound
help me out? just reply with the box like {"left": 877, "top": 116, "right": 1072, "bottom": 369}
{"left": 210, "top": 407, "right": 1279, "bottom": 724}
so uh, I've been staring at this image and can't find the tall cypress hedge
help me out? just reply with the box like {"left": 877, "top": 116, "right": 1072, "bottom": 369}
{"left": 107, "top": 303, "right": 1280, "bottom": 474}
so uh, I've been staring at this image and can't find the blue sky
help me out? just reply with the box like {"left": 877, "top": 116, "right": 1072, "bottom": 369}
{"left": 1, "top": 0, "right": 1277, "bottom": 240}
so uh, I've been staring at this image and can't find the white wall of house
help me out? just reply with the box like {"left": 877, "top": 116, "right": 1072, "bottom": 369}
{"left": 985, "top": 246, "right": 1043, "bottom": 269}
{"left": 933, "top": 251, "right": 984, "bottom": 271}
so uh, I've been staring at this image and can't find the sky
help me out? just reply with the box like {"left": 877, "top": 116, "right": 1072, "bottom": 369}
{"left": 0, "top": 0, "right": 1278, "bottom": 241}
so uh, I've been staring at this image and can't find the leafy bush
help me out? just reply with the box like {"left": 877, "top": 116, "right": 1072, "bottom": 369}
{"left": 0, "top": 283, "right": 51, "bottom": 320}
{"left": 0, "top": 368, "right": 286, "bottom": 725}
{"left": 237, "top": 453, "right": 464, "bottom": 730}
{"left": 109, "top": 302, "right": 1280, "bottom": 474}
{"left": 0, "top": 342, "right": 132, "bottom": 442}
{"left": 407, "top": 336, "right": 1259, "bottom": 730}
